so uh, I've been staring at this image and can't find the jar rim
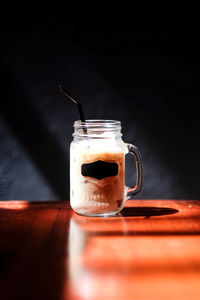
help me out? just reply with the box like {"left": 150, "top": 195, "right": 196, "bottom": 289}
{"left": 73, "top": 119, "right": 122, "bottom": 138}
{"left": 74, "top": 119, "right": 121, "bottom": 128}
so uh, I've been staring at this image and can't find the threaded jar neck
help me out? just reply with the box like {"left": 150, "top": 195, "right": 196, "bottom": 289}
{"left": 73, "top": 120, "right": 122, "bottom": 139}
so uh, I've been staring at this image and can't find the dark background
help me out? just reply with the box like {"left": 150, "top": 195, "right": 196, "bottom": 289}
{"left": 0, "top": 7, "right": 200, "bottom": 200}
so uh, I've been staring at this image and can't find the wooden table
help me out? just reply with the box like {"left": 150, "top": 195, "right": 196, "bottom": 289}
{"left": 0, "top": 200, "right": 199, "bottom": 300}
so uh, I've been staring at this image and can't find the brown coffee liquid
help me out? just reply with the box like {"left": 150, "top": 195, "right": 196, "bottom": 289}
{"left": 71, "top": 152, "right": 125, "bottom": 215}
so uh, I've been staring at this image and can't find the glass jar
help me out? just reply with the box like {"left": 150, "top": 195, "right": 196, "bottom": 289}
{"left": 70, "top": 120, "right": 143, "bottom": 216}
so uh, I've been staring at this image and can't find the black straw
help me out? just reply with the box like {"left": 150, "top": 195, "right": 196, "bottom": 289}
{"left": 58, "top": 85, "right": 87, "bottom": 134}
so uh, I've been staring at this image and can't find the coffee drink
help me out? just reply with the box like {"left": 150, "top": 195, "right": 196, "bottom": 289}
{"left": 70, "top": 120, "right": 143, "bottom": 216}
{"left": 70, "top": 142, "right": 125, "bottom": 215}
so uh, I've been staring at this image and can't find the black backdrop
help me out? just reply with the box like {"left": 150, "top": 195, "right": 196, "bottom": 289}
{"left": 1, "top": 8, "right": 200, "bottom": 200}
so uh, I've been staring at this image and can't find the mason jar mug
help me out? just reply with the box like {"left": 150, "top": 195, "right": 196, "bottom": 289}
{"left": 70, "top": 120, "right": 143, "bottom": 216}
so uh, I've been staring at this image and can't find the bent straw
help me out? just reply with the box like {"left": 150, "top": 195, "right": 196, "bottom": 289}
{"left": 58, "top": 85, "right": 87, "bottom": 134}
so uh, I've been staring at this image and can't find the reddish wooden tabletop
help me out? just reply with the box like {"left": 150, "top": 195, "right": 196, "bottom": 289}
{"left": 0, "top": 200, "right": 200, "bottom": 300}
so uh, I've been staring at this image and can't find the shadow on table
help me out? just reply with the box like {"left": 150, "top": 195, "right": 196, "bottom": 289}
{"left": 0, "top": 205, "right": 72, "bottom": 299}
{"left": 121, "top": 206, "right": 179, "bottom": 218}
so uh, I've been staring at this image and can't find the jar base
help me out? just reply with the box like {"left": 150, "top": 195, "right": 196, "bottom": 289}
{"left": 72, "top": 206, "right": 123, "bottom": 217}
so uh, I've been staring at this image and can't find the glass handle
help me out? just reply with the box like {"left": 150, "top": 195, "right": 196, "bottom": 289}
{"left": 126, "top": 143, "right": 143, "bottom": 198}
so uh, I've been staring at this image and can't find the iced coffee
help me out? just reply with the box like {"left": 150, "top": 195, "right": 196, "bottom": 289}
{"left": 70, "top": 120, "right": 143, "bottom": 216}
{"left": 71, "top": 147, "right": 125, "bottom": 215}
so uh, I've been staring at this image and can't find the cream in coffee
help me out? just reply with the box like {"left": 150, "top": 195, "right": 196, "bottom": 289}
{"left": 70, "top": 135, "right": 126, "bottom": 215}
